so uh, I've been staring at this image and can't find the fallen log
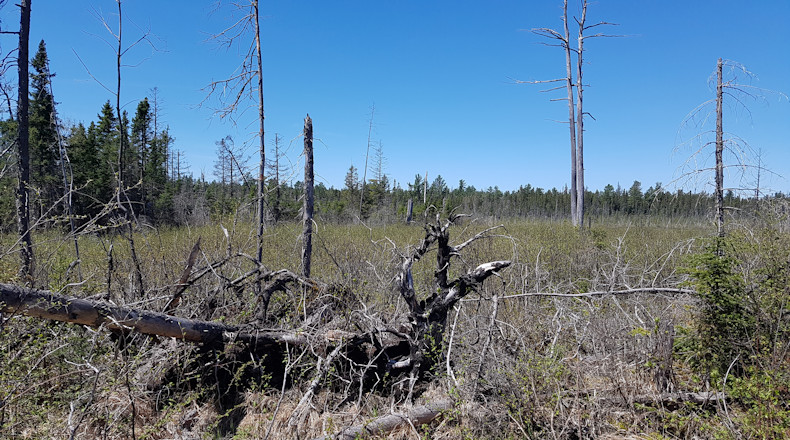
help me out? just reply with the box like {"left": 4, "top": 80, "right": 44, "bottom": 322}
{"left": 0, "top": 282, "right": 304, "bottom": 346}
{"left": 313, "top": 398, "right": 454, "bottom": 440}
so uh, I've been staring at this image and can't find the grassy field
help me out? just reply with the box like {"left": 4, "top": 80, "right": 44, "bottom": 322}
{"left": 1, "top": 214, "right": 788, "bottom": 439}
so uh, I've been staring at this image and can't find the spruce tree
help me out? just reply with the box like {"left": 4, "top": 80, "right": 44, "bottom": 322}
{"left": 93, "top": 101, "right": 118, "bottom": 207}
{"left": 28, "top": 40, "right": 59, "bottom": 219}
{"left": 131, "top": 98, "right": 152, "bottom": 213}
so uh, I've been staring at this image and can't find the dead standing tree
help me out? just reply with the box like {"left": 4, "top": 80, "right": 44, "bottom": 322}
{"left": 202, "top": 0, "right": 266, "bottom": 277}
{"left": 520, "top": 0, "right": 616, "bottom": 227}
{"left": 301, "top": 114, "right": 314, "bottom": 278}
{"left": 14, "top": 0, "right": 32, "bottom": 282}
{"left": 676, "top": 58, "right": 787, "bottom": 236}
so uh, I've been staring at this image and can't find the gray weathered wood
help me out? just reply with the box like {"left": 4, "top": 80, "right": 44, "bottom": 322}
{"left": 715, "top": 57, "right": 724, "bottom": 237}
{"left": 314, "top": 398, "right": 453, "bottom": 440}
{"left": 302, "top": 114, "right": 314, "bottom": 278}
{"left": 0, "top": 282, "right": 304, "bottom": 346}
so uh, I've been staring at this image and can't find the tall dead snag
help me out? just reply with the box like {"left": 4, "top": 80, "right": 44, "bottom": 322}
{"left": 202, "top": 0, "right": 266, "bottom": 281}
{"left": 715, "top": 57, "right": 724, "bottom": 237}
{"left": 359, "top": 104, "right": 374, "bottom": 218}
{"left": 302, "top": 114, "right": 314, "bottom": 278}
{"left": 523, "top": 0, "right": 616, "bottom": 227}
{"left": 253, "top": 0, "right": 266, "bottom": 276}
{"left": 15, "top": 0, "right": 33, "bottom": 282}
{"left": 676, "top": 59, "right": 785, "bottom": 236}
{"left": 395, "top": 214, "right": 511, "bottom": 380}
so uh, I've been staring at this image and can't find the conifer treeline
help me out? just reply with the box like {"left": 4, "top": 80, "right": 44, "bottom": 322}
{"left": 0, "top": 41, "right": 771, "bottom": 231}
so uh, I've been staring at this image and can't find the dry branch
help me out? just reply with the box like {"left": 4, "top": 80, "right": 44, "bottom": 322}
{"left": 599, "top": 391, "right": 726, "bottom": 409}
{"left": 313, "top": 398, "right": 453, "bottom": 440}
{"left": 461, "top": 287, "right": 695, "bottom": 302}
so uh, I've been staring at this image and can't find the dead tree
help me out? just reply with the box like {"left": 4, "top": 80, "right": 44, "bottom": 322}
{"left": 522, "top": 0, "right": 616, "bottom": 227}
{"left": 715, "top": 57, "right": 724, "bottom": 236}
{"left": 676, "top": 59, "right": 786, "bottom": 235}
{"left": 202, "top": 0, "right": 266, "bottom": 276}
{"left": 0, "top": 281, "right": 303, "bottom": 346}
{"left": 359, "top": 104, "right": 374, "bottom": 218}
{"left": 15, "top": 0, "right": 33, "bottom": 282}
{"left": 394, "top": 214, "right": 511, "bottom": 383}
{"left": 302, "top": 114, "right": 314, "bottom": 278}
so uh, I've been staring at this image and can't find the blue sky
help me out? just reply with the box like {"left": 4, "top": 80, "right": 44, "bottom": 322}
{"left": 2, "top": 0, "right": 788, "bottom": 194}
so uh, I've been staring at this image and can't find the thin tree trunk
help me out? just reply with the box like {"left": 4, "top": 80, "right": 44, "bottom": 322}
{"left": 575, "top": 0, "right": 587, "bottom": 228}
{"left": 16, "top": 0, "right": 33, "bottom": 283}
{"left": 272, "top": 133, "right": 281, "bottom": 222}
{"left": 50, "top": 63, "right": 82, "bottom": 282}
{"left": 254, "top": 0, "right": 266, "bottom": 274}
{"left": 562, "top": 0, "right": 578, "bottom": 227}
{"left": 359, "top": 105, "right": 374, "bottom": 218}
{"left": 423, "top": 171, "right": 427, "bottom": 204}
{"left": 115, "top": 0, "right": 124, "bottom": 197}
{"left": 715, "top": 57, "right": 724, "bottom": 237}
{"left": 302, "top": 114, "right": 314, "bottom": 278}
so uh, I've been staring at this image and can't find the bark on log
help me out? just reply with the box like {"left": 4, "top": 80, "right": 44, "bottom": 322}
{"left": 313, "top": 398, "right": 453, "bottom": 440}
{"left": 0, "top": 283, "right": 304, "bottom": 346}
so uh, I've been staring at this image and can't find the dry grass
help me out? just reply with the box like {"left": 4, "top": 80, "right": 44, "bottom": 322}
{"left": 1, "top": 216, "right": 730, "bottom": 439}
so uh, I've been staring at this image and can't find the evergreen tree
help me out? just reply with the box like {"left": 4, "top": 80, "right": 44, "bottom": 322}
{"left": 28, "top": 40, "right": 59, "bottom": 218}
{"left": 0, "top": 119, "right": 18, "bottom": 230}
{"left": 131, "top": 98, "right": 153, "bottom": 211}
{"left": 67, "top": 122, "right": 106, "bottom": 218}
{"left": 82, "top": 102, "right": 117, "bottom": 211}
{"left": 148, "top": 128, "right": 171, "bottom": 218}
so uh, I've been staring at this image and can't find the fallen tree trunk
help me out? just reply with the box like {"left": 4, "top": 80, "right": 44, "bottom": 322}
{"left": 313, "top": 398, "right": 453, "bottom": 440}
{"left": 0, "top": 283, "right": 304, "bottom": 346}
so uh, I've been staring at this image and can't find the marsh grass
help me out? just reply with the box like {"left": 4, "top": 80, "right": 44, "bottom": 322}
{"left": 7, "top": 215, "right": 778, "bottom": 439}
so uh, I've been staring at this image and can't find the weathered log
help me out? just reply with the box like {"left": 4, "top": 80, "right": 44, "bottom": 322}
{"left": 0, "top": 282, "right": 304, "bottom": 346}
{"left": 314, "top": 398, "right": 453, "bottom": 440}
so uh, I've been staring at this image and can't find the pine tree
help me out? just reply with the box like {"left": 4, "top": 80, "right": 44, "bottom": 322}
{"left": 28, "top": 40, "right": 59, "bottom": 219}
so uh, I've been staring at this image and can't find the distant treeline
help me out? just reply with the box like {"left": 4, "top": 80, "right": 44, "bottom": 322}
{"left": 0, "top": 41, "right": 780, "bottom": 231}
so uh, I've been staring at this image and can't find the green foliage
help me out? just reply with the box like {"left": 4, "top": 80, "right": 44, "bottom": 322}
{"left": 729, "top": 367, "right": 790, "bottom": 439}
{"left": 682, "top": 237, "right": 751, "bottom": 376}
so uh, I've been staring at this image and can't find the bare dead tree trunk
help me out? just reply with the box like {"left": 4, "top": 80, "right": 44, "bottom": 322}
{"left": 423, "top": 171, "right": 427, "bottom": 204}
{"left": 562, "top": 0, "right": 579, "bottom": 227}
{"left": 15, "top": 0, "right": 33, "bottom": 283}
{"left": 575, "top": 0, "right": 587, "bottom": 228}
{"left": 49, "top": 57, "right": 81, "bottom": 281}
{"left": 406, "top": 198, "right": 413, "bottom": 223}
{"left": 526, "top": 0, "right": 615, "bottom": 228}
{"left": 359, "top": 105, "right": 374, "bottom": 218}
{"left": 272, "top": 133, "right": 281, "bottom": 222}
{"left": 115, "top": 0, "right": 124, "bottom": 197}
{"left": 302, "top": 114, "right": 314, "bottom": 279}
{"left": 254, "top": 0, "right": 266, "bottom": 280}
{"left": 715, "top": 57, "right": 724, "bottom": 237}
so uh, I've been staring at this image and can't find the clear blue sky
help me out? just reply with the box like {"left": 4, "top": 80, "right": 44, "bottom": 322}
{"left": 2, "top": 0, "right": 788, "bottom": 194}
